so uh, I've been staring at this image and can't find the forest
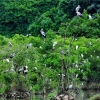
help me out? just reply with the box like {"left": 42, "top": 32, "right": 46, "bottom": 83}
{"left": 0, "top": 0, "right": 100, "bottom": 100}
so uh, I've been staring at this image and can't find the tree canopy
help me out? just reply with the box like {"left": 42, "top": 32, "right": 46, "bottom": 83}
{"left": 0, "top": 0, "right": 100, "bottom": 37}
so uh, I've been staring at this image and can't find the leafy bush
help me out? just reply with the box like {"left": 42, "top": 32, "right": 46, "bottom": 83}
{"left": 59, "top": 10, "right": 100, "bottom": 37}
{"left": 87, "top": 94, "right": 100, "bottom": 100}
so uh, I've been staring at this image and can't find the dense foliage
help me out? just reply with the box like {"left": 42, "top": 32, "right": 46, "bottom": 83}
{"left": 0, "top": 34, "right": 100, "bottom": 94}
{"left": 88, "top": 94, "right": 100, "bottom": 100}
{"left": 0, "top": 0, "right": 100, "bottom": 37}
{"left": 0, "top": 0, "right": 100, "bottom": 96}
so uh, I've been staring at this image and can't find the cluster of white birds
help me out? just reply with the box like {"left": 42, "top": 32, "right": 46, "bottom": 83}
{"left": 3, "top": 41, "right": 30, "bottom": 75}
{"left": 3, "top": 58, "right": 10, "bottom": 63}
{"left": 26, "top": 34, "right": 31, "bottom": 37}
{"left": 75, "top": 5, "right": 92, "bottom": 19}
{"left": 3, "top": 59, "right": 29, "bottom": 75}
{"left": 58, "top": 73, "right": 65, "bottom": 77}
{"left": 18, "top": 66, "right": 28, "bottom": 75}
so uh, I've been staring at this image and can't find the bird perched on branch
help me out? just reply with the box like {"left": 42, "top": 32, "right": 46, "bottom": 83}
{"left": 76, "top": 11, "right": 82, "bottom": 16}
{"left": 89, "top": 14, "right": 92, "bottom": 20}
{"left": 27, "top": 43, "right": 32, "bottom": 48}
{"left": 10, "top": 53, "right": 15, "bottom": 58}
{"left": 23, "top": 66, "right": 28, "bottom": 75}
{"left": 18, "top": 66, "right": 28, "bottom": 75}
{"left": 26, "top": 34, "right": 31, "bottom": 37}
{"left": 8, "top": 41, "right": 12, "bottom": 47}
{"left": 18, "top": 67, "right": 23, "bottom": 74}
{"left": 75, "top": 5, "right": 82, "bottom": 17}
{"left": 40, "top": 28, "right": 46, "bottom": 38}
{"left": 75, "top": 5, "right": 81, "bottom": 12}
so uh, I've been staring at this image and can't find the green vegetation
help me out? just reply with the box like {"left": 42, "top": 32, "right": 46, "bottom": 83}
{"left": 0, "top": 0, "right": 100, "bottom": 97}
{"left": 87, "top": 94, "right": 100, "bottom": 100}
{"left": 0, "top": 0, "right": 100, "bottom": 37}
{"left": 0, "top": 34, "right": 100, "bottom": 94}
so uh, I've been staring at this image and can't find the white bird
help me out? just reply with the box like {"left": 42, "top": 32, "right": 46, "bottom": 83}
{"left": 26, "top": 34, "right": 31, "bottom": 37}
{"left": 39, "top": 46, "right": 42, "bottom": 49}
{"left": 69, "top": 84, "right": 73, "bottom": 89}
{"left": 75, "top": 64, "right": 78, "bottom": 68}
{"left": 3, "top": 58, "right": 10, "bottom": 63}
{"left": 89, "top": 42, "right": 92, "bottom": 46}
{"left": 34, "top": 67, "right": 37, "bottom": 70}
{"left": 53, "top": 41, "right": 57, "bottom": 49}
{"left": 75, "top": 5, "right": 81, "bottom": 12}
{"left": 75, "top": 38, "right": 78, "bottom": 41}
{"left": 75, "top": 5, "right": 82, "bottom": 17}
{"left": 18, "top": 67, "right": 23, "bottom": 73}
{"left": 40, "top": 28, "right": 46, "bottom": 38}
{"left": 8, "top": 42, "right": 12, "bottom": 47}
{"left": 76, "top": 11, "right": 82, "bottom": 16}
{"left": 53, "top": 41, "right": 57, "bottom": 47}
{"left": 23, "top": 69, "right": 28, "bottom": 74}
{"left": 76, "top": 74, "right": 78, "bottom": 78}
{"left": 89, "top": 14, "right": 92, "bottom": 20}
{"left": 81, "top": 54, "right": 84, "bottom": 58}
{"left": 24, "top": 66, "right": 28, "bottom": 70}
{"left": 97, "top": 56, "right": 99, "bottom": 58}
{"left": 27, "top": 43, "right": 32, "bottom": 48}
{"left": 76, "top": 45, "right": 78, "bottom": 50}
{"left": 23, "top": 66, "right": 28, "bottom": 74}
{"left": 58, "top": 74, "right": 61, "bottom": 76}
{"left": 6, "top": 59, "right": 10, "bottom": 63}
{"left": 62, "top": 74, "right": 65, "bottom": 77}
{"left": 81, "top": 70, "right": 83, "bottom": 72}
